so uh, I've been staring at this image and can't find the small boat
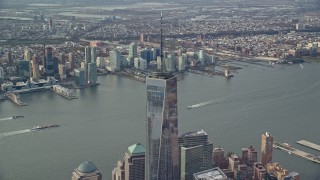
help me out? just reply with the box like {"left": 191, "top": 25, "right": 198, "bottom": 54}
{"left": 31, "top": 124, "right": 59, "bottom": 131}
{"left": 12, "top": 115, "right": 24, "bottom": 119}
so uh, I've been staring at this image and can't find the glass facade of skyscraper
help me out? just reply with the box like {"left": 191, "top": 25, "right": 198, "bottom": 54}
{"left": 146, "top": 73, "right": 179, "bottom": 180}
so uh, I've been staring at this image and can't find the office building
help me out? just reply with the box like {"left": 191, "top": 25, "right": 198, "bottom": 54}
{"left": 178, "top": 54, "right": 187, "bottom": 71}
{"left": 109, "top": 50, "right": 121, "bottom": 71}
{"left": 112, "top": 159, "right": 125, "bottom": 180}
{"left": 146, "top": 73, "right": 179, "bottom": 180}
{"left": 6, "top": 51, "right": 13, "bottom": 66}
{"left": 91, "top": 46, "right": 97, "bottom": 63}
{"left": 261, "top": 132, "right": 273, "bottom": 167}
{"left": 213, "top": 147, "right": 228, "bottom": 169}
{"left": 69, "top": 52, "right": 75, "bottom": 70}
{"left": 199, "top": 50, "right": 205, "bottom": 65}
{"left": 242, "top": 145, "right": 258, "bottom": 166}
{"left": 32, "top": 55, "right": 40, "bottom": 81}
{"left": 74, "top": 68, "right": 85, "bottom": 87}
{"left": 24, "top": 50, "right": 31, "bottom": 61}
{"left": 139, "top": 58, "right": 148, "bottom": 70}
{"left": 17, "top": 60, "right": 30, "bottom": 78}
{"left": 0, "top": 66, "right": 4, "bottom": 84}
{"left": 228, "top": 154, "right": 240, "bottom": 172}
{"left": 45, "top": 47, "right": 54, "bottom": 76}
{"left": 81, "top": 62, "right": 88, "bottom": 82}
{"left": 165, "top": 54, "right": 176, "bottom": 72}
{"left": 88, "top": 62, "right": 97, "bottom": 85}
{"left": 48, "top": 18, "right": 53, "bottom": 30}
{"left": 140, "top": 33, "right": 144, "bottom": 42}
{"left": 253, "top": 163, "right": 266, "bottom": 180}
{"left": 72, "top": 162, "right": 102, "bottom": 180}
{"left": 179, "top": 129, "right": 213, "bottom": 180}
{"left": 128, "top": 43, "right": 137, "bottom": 66}
{"left": 96, "top": 57, "right": 105, "bottom": 68}
{"left": 134, "top": 58, "right": 139, "bottom": 69}
{"left": 112, "top": 143, "right": 145, "bottom": 180}
{"left": 193, "top": 167, "right": 227, "bottom": 180}
{"left": 85, "top": 46, "right": 91, "bottom": 64}
{"left": 156, "top": 56, "right": 162, "bottom": 71}
{"left": 58, "top": 64, "right": 67, "bottom": 80}
{"left": 140, "top": 49, "right": 153, "bottom": 63}
{"left": 125, "top": 143, "right": 145, "bottom": 180}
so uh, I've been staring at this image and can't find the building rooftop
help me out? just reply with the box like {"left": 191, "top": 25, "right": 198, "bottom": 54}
{"left": 148, "top": 72, "right": 175, "bottom": 79}
{"left": 128, "top": 143, "right": 145, "bottom": 156}
{"left": 180, "top": 129, "right": 207, "bottom": 137}
{"left": 193, "top": 167, "right": 227, "bottom": 180}
{"left": 77, "top": 162, "right": 98, "bottom": 173}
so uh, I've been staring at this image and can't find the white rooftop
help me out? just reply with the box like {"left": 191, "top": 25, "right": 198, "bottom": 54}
{"left": 193, "top": 168, "right": 227, "bottom": 180}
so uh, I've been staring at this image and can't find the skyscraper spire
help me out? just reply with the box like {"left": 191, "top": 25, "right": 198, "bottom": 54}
{"left": 160, "top": 11, "right": 164, "bottom": 72}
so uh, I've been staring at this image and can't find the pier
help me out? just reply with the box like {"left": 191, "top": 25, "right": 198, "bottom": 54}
{"left": 297, "top": 140, "right": 320, "bottom": 152}
{"left": 273, "top": 141, "right": 320, "bottom": 164}
{"left": 51, "top": 85, "right": 78, "bottom": 100}
{"left": 5, "top": 93, "right": 27, "bottom": 106}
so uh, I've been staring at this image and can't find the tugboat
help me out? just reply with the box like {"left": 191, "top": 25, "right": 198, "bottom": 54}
{"left": 31, "top": 124, "right": 59, "bottom": 131}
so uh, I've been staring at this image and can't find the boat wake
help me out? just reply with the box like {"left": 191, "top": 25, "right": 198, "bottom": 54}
{"left": 0, "top": 129, "right": 31, "bottom": 139}
{"left": 0, "top": 117, "right": 13, "bottom": 122}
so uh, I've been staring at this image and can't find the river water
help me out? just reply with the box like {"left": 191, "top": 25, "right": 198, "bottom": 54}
{"left": 0, "top": 61, "right": 319, "bottom": 179}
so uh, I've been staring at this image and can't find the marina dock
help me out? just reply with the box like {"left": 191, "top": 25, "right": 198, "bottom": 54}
{"left": 5, "top": 93, "right": 27, "bottom": 106}
{"left": 297, "top": 140, "right": 320, "bottom": 152}
{"left": 273, "top": 141, "right": 320, "bottom": 164}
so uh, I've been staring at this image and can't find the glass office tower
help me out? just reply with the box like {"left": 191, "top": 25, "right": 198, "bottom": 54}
{"left": 146, "top": 72, "right": 179, "bottom": 180}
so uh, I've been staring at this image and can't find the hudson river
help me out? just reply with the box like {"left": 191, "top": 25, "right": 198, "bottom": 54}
{"left": 0, "top": 62, "right": 319, "bottom": 179}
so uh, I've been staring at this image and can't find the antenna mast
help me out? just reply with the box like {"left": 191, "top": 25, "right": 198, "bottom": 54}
{"left": 160, "top": 11, "right": 164, "bottom": 72}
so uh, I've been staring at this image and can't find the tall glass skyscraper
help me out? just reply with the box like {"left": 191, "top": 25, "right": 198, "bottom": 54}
{"left": 146, "top": 72, "right": 179, "bottom": 180}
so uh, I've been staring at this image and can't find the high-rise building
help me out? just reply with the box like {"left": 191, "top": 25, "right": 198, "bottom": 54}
{"left": 156, "top": 56, "right": 162, "bottom": 71}
{"left": 96, "top": 57, "right": 105, "bottom": 68}
{"left": 139, "top": 58, "right": 148, "bottom": 70}
{"left": 146, "top": 72, "right": 179, "bottom": 180}
{"left": 6, "top": 51, "right": 13, "bottom": 66}
{"left": 24, "top": 50, "right": 31, "bottom": 61}
{"left": 69, "top": 52, "right": 75, "bottom": 70}
{"left": 213, "top": 147, "right": 228, "bottom": 169}
{"left": 178, "top": 54, "right": 187, "bottom": 71}
{"left": 179, "top": 129, "right": 213, "bottom": 180}
{"left": 85, "top": 46, "right": 92, "bottom": 64}
{"left": 17, "top": 60, "right": 30, "bottom": 78}
{"left": 0, "top": 66, "right": 4, "bottom": 84}
{"left": 261, "top": 132, "right": 273, "bottom": 167}
{"left": 112, "top": 159, "right": 125, "bottom": 180}
{"left": 88, "top": 62, "right": 97, "bottom": 85}
{"left": 134, "top": 58, "right": 140, "bottom": 69}
{"left": 109, "top": 50, "right": 121, "bottom": 71}
{"left": 140, "top": 33, "right": 144, "bottom": 42}
{"left": 198, "top": 50, "right": 205, "bottom": 65}
{"left": 253, "top": 163, "right": 266, "bottom": 180}
{"left": 74, "top": 68, "right": 85, "bottom": 87}
{"left": 91, "top": 46, "right": 97, "bottom": 63}
{"left": 242, "top": 145, "right": 258, "bottom": 166}
{"left": 128, "top": 43, "right": 137, "bottom": 66}
{"left": 48, "top": 18, "right": 53, "bottom": 30}
{"left": 112, "top": 143, "right": 145, "bottom": 180}
{"left": 32, "top": 55, "right": 40, "bottom": 81}
{"left": 72, "top": 162, "right": 102, "bottom": 180}
{"left": 165, "top": 54, "right": 176, "bottom": 72}
{"left": 58, "top": 64, "right": 67, "bottom": 80}
{"left": 81, "top": 62, "right": 88, "bottom": 82}
{"left": 228, "top": 154, "right": 240, "bottom": 172}
{"left": 45, "top": 47, "right": 54, "bottom": 76}
{"left": 125, "top": 143, "right": 145, "bottom": 180}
